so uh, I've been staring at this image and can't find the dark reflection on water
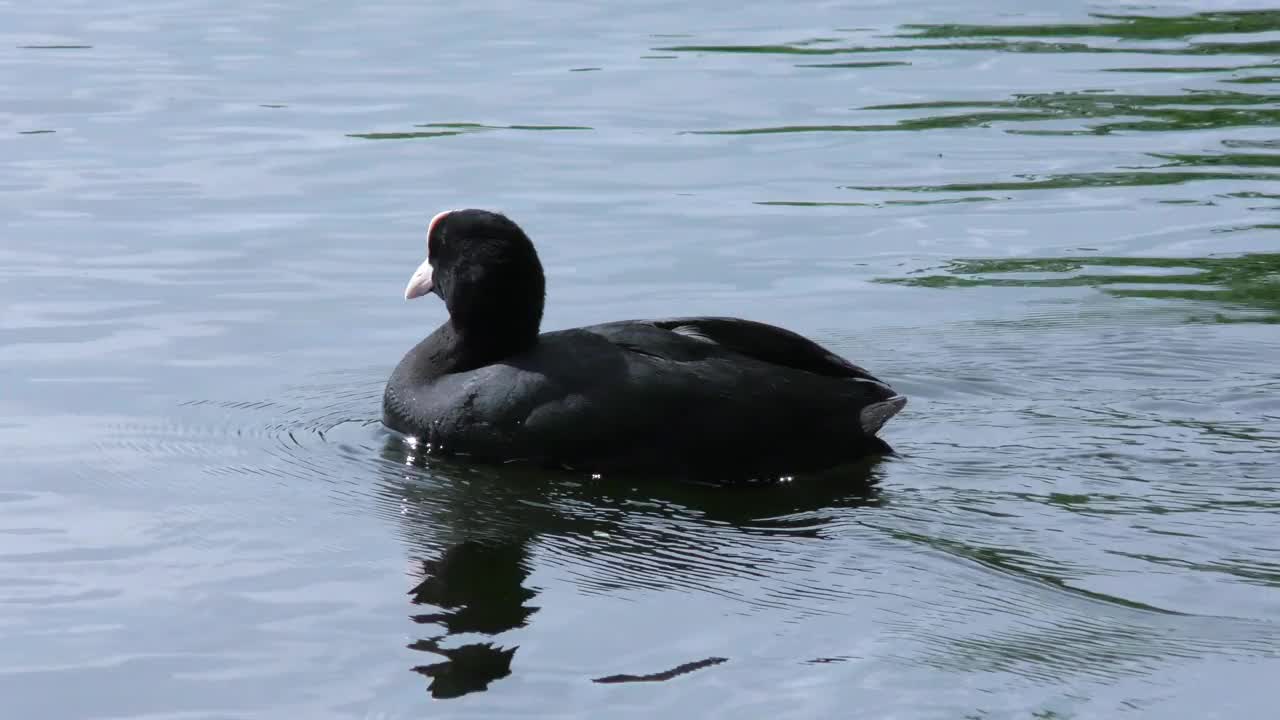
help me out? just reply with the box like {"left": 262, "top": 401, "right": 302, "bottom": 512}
{"left": 376, "top": 434, "right": 884, "bottom": 697}
{"left": 406, "top": 540, "right": 532, "bottom": 698}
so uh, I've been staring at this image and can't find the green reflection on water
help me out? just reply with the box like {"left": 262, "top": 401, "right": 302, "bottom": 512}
{"left": 1226, "top": 75, "right": 1280, "bottom": 84}
{"left": 1152, "top": 152, "right": 1280, "bottom": 168}
{"left": 874, "top": 89, "right": 1280, "bottom": 135}
{"left": 1103, "top": 63, "right": 1278, "bottom": 74}
{"left": 755, "top": 196, "right": 1001, "bottom": 207}
{"left": 347, "top": 130, "right": 468, "bottom": 140}
{"left": 839, "top": 138, "right": 1280, "bottom": 191}
{"left": 692, "top": 87, "right": 1280, "bottom": 136}
{"left": 901, "top": 10, "right": 1280, "bottom": 41}
{"left": 877, "top": 254, "right": 1280, "bottom": 323}
{"left": 849, "top": 170, "right": 1278, "bottom": 192}
{"left": 658, "top": 39, "right": 1280, "bottom": 58}
{"left": 347, "top": 123, "right": 591, "bottom": 140}
{"left": 796, "top": 60, "right": 911, "bottom": 69}
{"left": 416, "top": 122, "right": 592, "bottom": 131}
{"left": 659, "top": 10, "right": 1280, "bottom": 57}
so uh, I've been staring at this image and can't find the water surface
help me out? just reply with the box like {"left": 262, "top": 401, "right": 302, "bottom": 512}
{"left": 2, "top": 1, "right": 1278, "bottom": 718}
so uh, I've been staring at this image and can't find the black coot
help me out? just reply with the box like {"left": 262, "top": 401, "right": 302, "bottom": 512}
{"left": 383, "top": 209, "right": 906, "bottom": 480}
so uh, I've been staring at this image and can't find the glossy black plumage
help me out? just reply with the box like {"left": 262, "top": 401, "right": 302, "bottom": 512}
{"left": 383, "top": 209, "right": 906, "bottom": 480}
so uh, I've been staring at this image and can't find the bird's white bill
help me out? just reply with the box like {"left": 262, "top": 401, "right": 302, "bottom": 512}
{"left": 404, "top": 258, "right": 435, "bottom": 300}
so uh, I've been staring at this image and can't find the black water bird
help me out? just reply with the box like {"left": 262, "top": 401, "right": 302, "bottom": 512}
{"left": 383, "top": 209, "right": 906, "bottom": 480}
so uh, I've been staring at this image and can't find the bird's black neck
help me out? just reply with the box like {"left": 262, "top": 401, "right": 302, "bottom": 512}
{"left": 404, "top": 318, "right": 539, "bottom": 381}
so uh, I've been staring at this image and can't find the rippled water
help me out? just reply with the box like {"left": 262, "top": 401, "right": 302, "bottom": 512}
{"left": 3, "top": 1, "right": 1278, "bottom": 717}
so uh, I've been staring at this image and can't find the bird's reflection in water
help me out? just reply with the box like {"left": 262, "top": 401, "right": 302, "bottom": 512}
{"left": 376, "top": 434, "right": 888, "bottom": 699}
{"left": 406, "top": 540, "right": 536, "bottom": 698}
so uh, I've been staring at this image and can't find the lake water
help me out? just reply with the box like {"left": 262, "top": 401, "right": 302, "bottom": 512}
{"left": 3, "top": 1, "right": 1278, "bottom": 717}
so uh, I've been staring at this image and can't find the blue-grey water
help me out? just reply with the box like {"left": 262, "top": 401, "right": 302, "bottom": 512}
{"left": 3, "top": 1, "right": 1279, "bottom": 717}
